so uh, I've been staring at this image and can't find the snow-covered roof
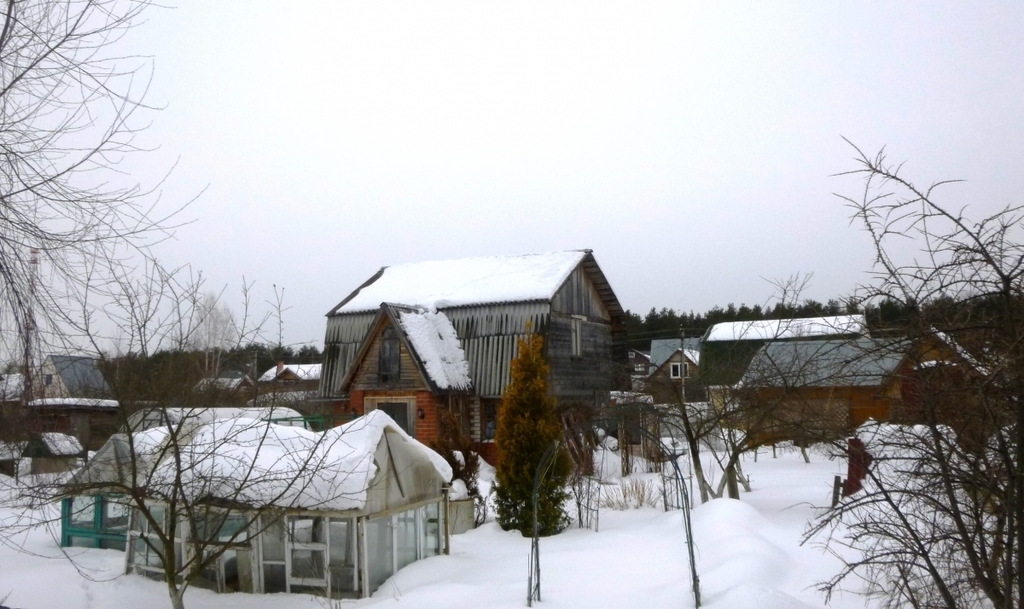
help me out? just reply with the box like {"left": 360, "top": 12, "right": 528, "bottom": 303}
{"left": 399, "top": 310, "right": 471, "bottom": 391}
{"left": 610, "top": 391, "right": 654, "bottom": 405}
{"left": 258, "top": 363, "right": 322, "bottom": 383}
{"left": 702, "top": 315, "right": 867, "bottom": 343}
{"left": 75, "top": 409, "right": 451, "bottom": 512}
{"left": 332, "top": 251, "right": 588, "bottom": 314}
{"left": 29, "top": 397, "right": 119, "bottom": 409}
{"left": 194, "top": 375, "right": 251, "bottom": 392}
{"left": 0, "top": 373, "right": 23, "bottom": 400}
{"left": 40, "top": 432, "right": 83, "bottom": 456}
{"left": 0, "top": 441, "right": 26, "bottom": 461}
{"left": 683, "top": 348, "right": 700, "bottom": 365}
{"left": 153, "top": 410, "right": 450, "bottom": 511}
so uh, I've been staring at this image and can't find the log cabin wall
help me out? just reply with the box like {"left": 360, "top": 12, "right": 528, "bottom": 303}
{"left": 546, "top": 315, "right": 615, "bottom": 404}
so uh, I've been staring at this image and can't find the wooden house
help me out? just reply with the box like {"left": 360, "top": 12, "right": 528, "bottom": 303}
{"left": 726, "top": 330, "right": 985, "bottom": 444}
{"left": 318, "top": 250, "right": 626, "bottom": 463}
{"left": 737, "top": 337, "right": 905, "bottom": 442}
{"left": 38, "top": 354, "right": 110, "bottom": 399}
{"left": 646, "top": 345, "right": 703, "bottom": 404}
{"left": 698, "top": 315, "right": 868, "bottom": 408}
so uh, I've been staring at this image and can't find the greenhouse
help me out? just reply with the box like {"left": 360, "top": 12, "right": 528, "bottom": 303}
{"left": 65, "top": 408, "right": 452, "bottom": 599}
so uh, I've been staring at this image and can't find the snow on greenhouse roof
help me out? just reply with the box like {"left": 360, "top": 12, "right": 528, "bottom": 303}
{"left": 145, "top": 409, "right": 452, "bottom": 511}
{"left": 702, "top": 315, "right": 867, "bottom": 342}
{"left": 399, "top": 310, "right": 471, "bottom": 391}
{"left": 332, "top": 250, "right": 588, "bottom": 314}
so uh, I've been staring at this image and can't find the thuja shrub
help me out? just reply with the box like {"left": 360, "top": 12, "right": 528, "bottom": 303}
{"left": 494, "top": 333, "right": 570, "bottom": 536}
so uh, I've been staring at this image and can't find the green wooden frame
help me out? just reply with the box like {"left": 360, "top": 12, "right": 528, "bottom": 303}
{"left": 61, "top": 495, "right": 128, "bottom": 550}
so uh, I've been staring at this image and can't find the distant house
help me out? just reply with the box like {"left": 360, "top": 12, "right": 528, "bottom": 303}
{"left": 319, "top": 250, "right": 627, "bottom": 463}
{"left": 646, "top": 343, "right": 703, "bottom": 403}
{"left": 703, "top": 318, "right": 984, "bottom": 443}
{"left": 38, "top": 355, "right": 110, "bottom": 399}
{"left": 259, "top": 363, "right": 322, "bottom": 386}
{"left": 627, "top": 349, "right": 652, "bottom": 377}
{"left": 254, "top": 363, "right": 324, "bottom": 420}
{"left": 194, "top": 369, "right": 254, "bottom": 396}
{"left": 737, "top": 337, "right": 904, "bottom": 442}
{"left": 698, "top": 316, "right": 868, "bottom": 402}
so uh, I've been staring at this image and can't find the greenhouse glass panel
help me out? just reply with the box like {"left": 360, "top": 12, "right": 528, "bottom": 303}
{"left": 395, "top": 509, "right": 418, "bottom": 570}
{"left": 70, "top": 496, "right": 95, "bottom": 527}
{"left": 366, "top": 516, "right": 393, "bottom": 592}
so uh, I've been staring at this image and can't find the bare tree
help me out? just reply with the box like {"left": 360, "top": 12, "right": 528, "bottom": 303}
{"left": 0, "top": 0, "right": 188, "bottom": 398}
{"left": 809, "top": 143, "right": 1024, "bottom": 609}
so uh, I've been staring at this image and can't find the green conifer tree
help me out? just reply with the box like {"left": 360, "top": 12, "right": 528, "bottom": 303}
{"left": 494, "top": 333, "right": 570, "bottom": 536}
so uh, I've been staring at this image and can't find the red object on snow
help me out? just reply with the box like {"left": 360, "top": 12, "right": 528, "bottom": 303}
{"left": 843, "top": 437, "right": 872, "bottom": 496}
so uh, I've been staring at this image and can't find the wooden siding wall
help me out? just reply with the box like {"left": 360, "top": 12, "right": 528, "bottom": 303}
{"left": 550, "top": 266, "right": 611, "bottom": 321}
{"left": 320, "top": 312, "right": 376, "bottom": 397}
{"left": 350, "top": 327, "right": 428, "bottom": 392}
{"left": 546, "top": 315, "right": 615, "bottom": 403}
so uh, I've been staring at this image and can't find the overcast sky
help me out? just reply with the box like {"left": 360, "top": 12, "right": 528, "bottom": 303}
{"left": 119, "top": 1, "right": 1024, "bottom": 348}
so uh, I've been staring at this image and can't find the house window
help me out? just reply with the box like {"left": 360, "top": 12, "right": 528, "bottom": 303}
{"left": 481, "top": 400, "right": 499, "bottom": 441}
{"left": 670, "top": 363, "right": 681, "bottom": 379}
{"left": 571, "top": 316, "right": 584, "bottom": 357}
{"left": 634, "top": 363, "right": 646, "bottom": 373}
{"left": 44, "top": 374, "right": 53, "bottom": 386}
{"left": 683, "top": 363, "right": 690, "bottom": 378}
{"left": 379, "top": 326, "right": 400, "bottom": 384}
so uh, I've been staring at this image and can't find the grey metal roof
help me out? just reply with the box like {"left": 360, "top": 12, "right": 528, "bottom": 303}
{"left": 49, "top": 355, "right": 110, "bottom": 395}
{"left": 741, "top": 338, "right": 906, "bottom": 388}
{"left": 650, "top": 338, "right": 682, "bottom": 368}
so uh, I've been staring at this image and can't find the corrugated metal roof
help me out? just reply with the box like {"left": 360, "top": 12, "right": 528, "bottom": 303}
{"left": 48, "top": 355, "right": 110, "bottom": 395}
{"left": 741, "top": 338, "right": 905, "bottom": 388}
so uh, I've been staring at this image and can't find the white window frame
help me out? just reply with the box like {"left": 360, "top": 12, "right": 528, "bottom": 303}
{"left": 670, "top": 363, "right": 682, "bottom": 379}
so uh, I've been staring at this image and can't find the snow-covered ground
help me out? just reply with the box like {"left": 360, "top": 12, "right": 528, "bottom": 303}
{"left": 0, "top": 447, "right": 873, "bottom": 609}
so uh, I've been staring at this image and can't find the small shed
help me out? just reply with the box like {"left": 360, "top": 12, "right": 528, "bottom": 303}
{"left": 25, "top": 432, "right": 83, "bottom": 474}
{"left": 66, "top": 409, "right": 451, "bottom": 599}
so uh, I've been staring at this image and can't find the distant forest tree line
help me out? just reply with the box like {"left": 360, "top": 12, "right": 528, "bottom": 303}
{"left": 624, "top": 297, "right": 922, "bottom": 351}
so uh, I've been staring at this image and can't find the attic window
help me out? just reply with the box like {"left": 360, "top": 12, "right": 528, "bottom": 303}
{"left": 379, "top": 326, "right": 400, "bottom": 384}
{"left": 571, "top": 316, "right": 584, "bottom": 357}
{"left": 670, "top": 363, "right": 681, "bottom": 379}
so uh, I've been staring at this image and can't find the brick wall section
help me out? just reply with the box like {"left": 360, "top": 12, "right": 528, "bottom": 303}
{"left": 414, "top": 391, "right": 440, "bottom": 444}
{"left": 341, "top": 389, "right": 446, "bottom": 445}
{"left": 475, "top": 441, "right": 500, "bottom": 467}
